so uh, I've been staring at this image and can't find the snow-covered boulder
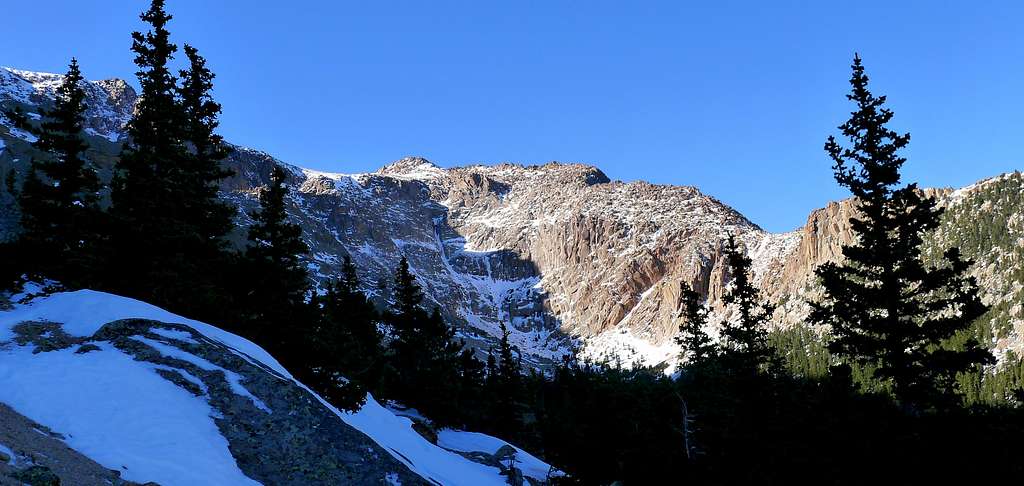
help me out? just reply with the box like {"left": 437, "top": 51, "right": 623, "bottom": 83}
{"left": 0, "top": 290, "right": 556, "bottom": 485}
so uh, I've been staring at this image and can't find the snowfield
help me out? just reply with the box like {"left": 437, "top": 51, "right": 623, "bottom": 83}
{"left": 0, "top": 290, "right": 557, "bottom": 485}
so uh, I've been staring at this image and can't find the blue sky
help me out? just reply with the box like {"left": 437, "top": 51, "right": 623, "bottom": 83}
{"left": 3, "top": 1, "right": 1022, "bottom": 231}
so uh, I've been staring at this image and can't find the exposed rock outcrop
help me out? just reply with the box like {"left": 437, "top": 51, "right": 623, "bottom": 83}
{"left": 1, "top": 66, "right": 1021, "bottom": 369}
{"left": 6, "top": 316, "right": 426, "bottom": 485}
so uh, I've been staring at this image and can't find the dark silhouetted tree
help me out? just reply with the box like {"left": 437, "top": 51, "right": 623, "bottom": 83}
{"left": 489, "top": 321, "right": 524, "bottom": 439}
{"left": 310, "top": 255, "right": 383, "bottom": 410}
{"left": 719, "top": 235, "right": 775, "bottom": 372}
{"left": 1, "top": 59, "right": 104, "bottom": 289}
{"left": 177, "top": 43, "right": 235, "bottom": 256}
{"left": 811, "top": 54, "right": 992, "bottom": 410}
{"left": 676, "top": 282, "right": 717, "bottom": 365}
{"left": 386, "top": 257, "right": 466, "bottom": 425}
{"left": 240, "top": 166, "right": 310, "bottom": 361}
{"left": 106, "top": 0, "right": 234, "bottom": 318}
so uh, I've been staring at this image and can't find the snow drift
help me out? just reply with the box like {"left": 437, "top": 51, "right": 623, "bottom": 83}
{"left": 0, "top": 289, "right": 556, "bottom": 485}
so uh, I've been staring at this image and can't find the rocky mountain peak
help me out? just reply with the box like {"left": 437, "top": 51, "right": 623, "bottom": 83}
{"left": 2, "top": 66, "right": 1022, "bottom": 371}
{"left": 0, "top": 67, "right": 136, "bottom": 142}
{"left": 377, "top": 156, "right": 446, "bottom": 180}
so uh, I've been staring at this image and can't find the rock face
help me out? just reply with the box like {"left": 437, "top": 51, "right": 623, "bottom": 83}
{"left": 0, "top": 67, "right": 136, "bottom": 142}
{"left": 1, "top": 66, "right": 1021, "bottom": 368}
{"left": 7, "top": 317, "right": 426, "bottom": 485}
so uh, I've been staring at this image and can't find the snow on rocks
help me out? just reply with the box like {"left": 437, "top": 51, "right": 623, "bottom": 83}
{"left": 0, "top": 67, "right": 135, "bottom": 142}
{"left": 437, "top": 430, "right": 563, "bottom": 482}
{"left": 0, "top": 341, "right": 261, "bottom": 485}
{"left": 0, "top": 289, "right": 556, "bottom": 485}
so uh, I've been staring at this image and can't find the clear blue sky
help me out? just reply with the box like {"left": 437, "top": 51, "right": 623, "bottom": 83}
{"left": 4, "top": 1, "right": 1022, "bottom": 231}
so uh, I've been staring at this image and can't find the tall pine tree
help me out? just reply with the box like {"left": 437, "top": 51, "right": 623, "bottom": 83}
{"left": 106, "top": 0, "right": 234, "bottom": 317}
{"left": 489, "top": 321, "right": 525, "bottom": 439}
{"left": 241, "top": 166, "right": 311, "bottom": 361}
{"left": 811, "top": 54, "right": 992, "bottom": 409}
{"left": 676, "top": 282, "right": 716, "bottom": 365}
{"left": 386, "top": 257, "right": 466, "bottom": 425}
{"left": 719, "top": 235, "right": 775, "bottom": 372}
{"left": 310, "top": 255, "right": 383, "bottom": 410}
{"left": 177, "top": 43, "right": 236, "bottom": 257}
{"left": 4, "top": 58, "right": 104, "bottom": 289}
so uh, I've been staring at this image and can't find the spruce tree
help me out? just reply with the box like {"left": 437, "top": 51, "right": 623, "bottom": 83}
{"left": 719, "top": 235, "right": 775, "bottom": 372}
{"left": 455, "top": 347, "right": 486, "bottom": 427}
{"left": 241, "top": 166, "right": 310, "bottom": 359}
{"left": 6, "top": 58, "right": 103, "bottom": 288}
{"left": 491, "top": 321, "right": 524, "bottom": 439}
{"left": 421, "top": 306, "right": 467, "bottom": 425}
{"left": 386, "top": 256, "right": 421, "bottom": 398}
{"left": 386, "top": 257, "right": 466, "bottom": 424}
{"left": 811, "top": 54, "right": 992, "bottom": 409}
{"left": 676, "top": 282, "right": 717, "bottom": 365}
{"left": 392, "top": 256, "right": 424, "bottom": 321}
{"left": 177, "top": 43, "right": 235, "bottom": 255}
{"left": 106, "top": 0, "right": 234, "bottom": 317}
{"left": 312, "top": 255, "right": 383, "bottom": 410}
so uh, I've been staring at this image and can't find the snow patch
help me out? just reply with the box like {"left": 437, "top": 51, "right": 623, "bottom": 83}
{"left": 437, "top": 430, "right": 562, "bottom": 481}
{"left": 0, "top": 342, "right": 260, "bottom": 486}
{"left": 0, "top": 290, "right": 555, "bottom": 486}
{"left": 130, "top": 335, "right": 272, "bottom": 413}
{"left": 150, "top": 327, "right": 198, "bottom": 344}
{"left": 0, "top": 290, "right": 290, "bottom": 378}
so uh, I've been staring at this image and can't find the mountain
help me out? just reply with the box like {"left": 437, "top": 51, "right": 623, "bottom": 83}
{"left": 0, "top": 289, "right": 558, "bottom": 485}
{"left": 1, "top": 66, "right": 1021, "bottom": 370}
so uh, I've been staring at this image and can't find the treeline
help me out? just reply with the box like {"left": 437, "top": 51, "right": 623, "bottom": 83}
{"left": 3, "top": 1, "right": 1024, "bottom": 484}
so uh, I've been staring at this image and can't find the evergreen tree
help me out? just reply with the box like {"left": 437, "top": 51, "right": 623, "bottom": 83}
{"left": 3, "top": 58, "right": 103, "bottom": 289}
{"left": 106, "top": 0, "right": 234, "bottom": 317}
{"left": 719, "top": 235, "right": 775, "bottom": 372}
{"left": 177, "top": 43, "right": 235, "bottom": 256}
{"left": 676, "top": 282, "right": 717, "bottom": 364}
{"left": 392, "top": 256, "right": 424, "bottom": 321}
{"left": 419, "top": 306, "right": 466, "bottom": 425}
{"left": 386, "top": 256, "right": 425, "bottom": 398}
{"left": 456, "top": 347, "right": 487, "bottom": 426}
{"left": 386, "top": 257, "right": 466, "bottom": 425}
{"left": 811, "top": 54, "right": 993, "bottom": 409}
{"left": 490, "top": 321, "right": 525, "bottom": 439}
{"left": 241, "top": 166, "right": 311, "bottom": 360}
{"left": 485, "top": 348, "right": 499, "bottom": 385}
{"left": 311, "top": 255, "right": 383, "bottom": 410}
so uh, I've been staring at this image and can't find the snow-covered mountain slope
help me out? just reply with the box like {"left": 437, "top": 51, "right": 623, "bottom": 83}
{"left": 0, "top": 289, "right": 558, "bottom": 485}
{"left": 1, "top": 66, "right": 1021, "bottom": 370}
{"left": 0, "top": 67, "right": 135, "bottom": 143}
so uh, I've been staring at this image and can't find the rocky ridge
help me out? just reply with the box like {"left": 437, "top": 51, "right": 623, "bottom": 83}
{"left": 1, "top": 67, "right": 1020, "bottom": 369}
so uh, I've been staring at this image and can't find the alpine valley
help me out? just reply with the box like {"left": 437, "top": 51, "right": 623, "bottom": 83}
{"left": 2, "top": 66, "right": 1022, "bottom": 371}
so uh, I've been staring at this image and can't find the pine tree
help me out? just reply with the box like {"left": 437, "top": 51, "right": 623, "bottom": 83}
{"left": 719, "top": 235, "right": 775, "bottom": 372}
{"left": 491, "top": 320, "right": 524, "bottom": 439}
{"left": 392, "top": 256, "right": 424, "bottom": 321}
{"left": 811, "top": 54, "right": 993, "bottom": 409}
{"left": 177, "top": 43, "right": 235, "bottom": 256}
{"left": 676, "top": 282, "right": 716, "bottom": 364}
{"left": 311, "top": 255, "right": 383, "bottom": 410}
{"left": 105, "top": 0, "right": 234, "bottom": 317}
{"left": 415, "top": 308, "right": 464, "bottom": 425}
{"left": 110, "top": 0, "right": 183, "bottom": 241}
{"left": 486, "top": 348, "right": 499, "bottom": 384}
{"left": 455, "top": 347, "right": 486, "bottom": 427}
{"left": 241, "top": 166, "right": 310, "bottom": 359}
{"left": 4, "top": 58, "right": 104, "bottom": 288}
{"left": 386, "top": 257, "right": 422, "bottom": 397}
{"left": 386, "top": 257, "right": 467, "bottom": 425}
